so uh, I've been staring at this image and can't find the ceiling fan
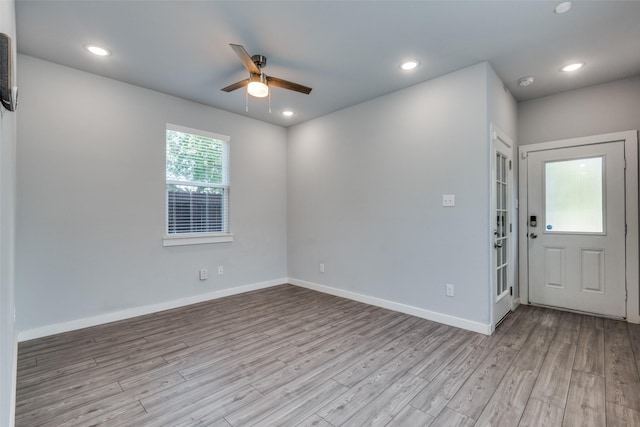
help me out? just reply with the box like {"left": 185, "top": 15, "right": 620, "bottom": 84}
{"left": 221, "top": 44, "right": 312, "bottom": 98}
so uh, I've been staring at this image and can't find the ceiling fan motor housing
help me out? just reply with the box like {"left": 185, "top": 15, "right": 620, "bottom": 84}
{"left": 251, "top": 54, "right": 267, "bottom": 69}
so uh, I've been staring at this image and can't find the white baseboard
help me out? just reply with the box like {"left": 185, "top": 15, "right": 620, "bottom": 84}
{"left": 289, "top": 278, "right": 492, "bottom": 335}
{"left": 512, "top": 297, "right": 521, "bottom": 310}
{"left": 18, "top": 277, "right": 494, "bottom": 341}
{"left": 8, "top": 331, "right": 17, "bottom": 427}
{"left": 17, "top": 278, "right": 287, "bottom": 341}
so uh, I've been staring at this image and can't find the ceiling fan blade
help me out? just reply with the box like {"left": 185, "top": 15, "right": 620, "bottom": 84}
{"left": 230, "top": 43, "right": 260, "bottom": 74}
{"left": 221, "top": 78, "right": 249, "bottom": 92}
{"left": 267, "top": 76, "right": 312, "bottom": 94}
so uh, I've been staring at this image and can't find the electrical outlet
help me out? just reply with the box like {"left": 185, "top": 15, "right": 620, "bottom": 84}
{"left": 320, "top": 263, "right": 325, "bottom": 273}
{"left": 218, "top": 265, "right": 224, "bottom": 276}
{"left": 446, "top": 283, "right": 454, "bottom": 297}
{"left": 199, "top": 268, "right": 208, "bottom": 281}
{"left": 442, "top": 194, "right": 456, "bottom": 207}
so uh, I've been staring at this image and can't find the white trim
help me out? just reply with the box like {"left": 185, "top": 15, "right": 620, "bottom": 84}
{"left": 519, "top": 145, "right": 530, "bottom": 305}
{"left": 289, "top": 278, "right": 492, "bottom": 335}
{"left": 17, "top": 278, "right": 286, "bottom": 341}
{"left": 163, "top": 232, "right": 234, "bottom": 246}
{"left": 625, "top": 132, "right": 640, "bottom": 323}
{"left": 166, "top": 179, "right": 228, "bottom": 189}
{"left": 519, "top": 130, "right": 639, "bottom": 323}
{"left": 8, "top": 331, "right": 17, "bottom": 427}
{"left": 17, "top": 276, "right": 495, "bottom": 341}
{"left": 519, "top": 131, "right": 632, "bottom": 154}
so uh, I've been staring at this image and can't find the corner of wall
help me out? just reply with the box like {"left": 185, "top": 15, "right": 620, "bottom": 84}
{"left": 289, "top": 278, "right": 492, "bottom": 335}
{"left": 0, "top": 0, "right": 18, "bottom": 424}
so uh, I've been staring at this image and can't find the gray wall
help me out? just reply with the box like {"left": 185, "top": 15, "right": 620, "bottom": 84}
{"left": 287, "top": 63, "right": 512, "bottom": 326}
{"left": 16, "top": 57, "right": 518, "bottom": 336}
{"left": 518, "top": 75, "right": 640, "bottom": 145}
{"left": 16, "top": 55, "right": 288, "bottom": 332}
{"left": 488, "top": 67, "right": 517, "bottom": 140}
{"left": 0, "top": 1, "right": 17, "bottom": 425}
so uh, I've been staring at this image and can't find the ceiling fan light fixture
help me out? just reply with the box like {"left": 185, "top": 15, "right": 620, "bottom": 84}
{"left": 247, "top": 74, "right": 269, "bottom": 98}
{"left": 222, "top": 44, "right": 312, "bottom": 98}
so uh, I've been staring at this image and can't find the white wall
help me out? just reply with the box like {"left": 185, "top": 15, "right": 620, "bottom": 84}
{"left": 16, "top": 55, "right": 288, "bottom": 334}
{"left": 0, "top": 1, "right": 17, "bottom": 425}
{"left": 518, "top": 75, "right": 640, "bottom": 145}
{"left": 287, "top": 63, "right": 501, "bottom": 330}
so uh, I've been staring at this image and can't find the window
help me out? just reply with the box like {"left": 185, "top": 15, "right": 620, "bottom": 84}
{"left": 164, "top": 124, "right": 232, "bottom": 246}
{"left": 544, "top": 156, "right": 604, "bottom": 233}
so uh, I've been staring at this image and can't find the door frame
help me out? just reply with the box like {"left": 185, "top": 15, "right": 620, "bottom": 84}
{"left": 490, "top": 124, "right": 516, "bottom": 330}
{"left": 518, "top": 130, "right": 639, "bottom": 323}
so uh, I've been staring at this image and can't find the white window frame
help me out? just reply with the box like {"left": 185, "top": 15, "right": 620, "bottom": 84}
{"left": 163, "top": 123, "right": 234, "bottom": 246}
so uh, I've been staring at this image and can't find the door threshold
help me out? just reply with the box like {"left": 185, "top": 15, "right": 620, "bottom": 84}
{"left": 527, "top": 302, "right": 625, "bottom": 321}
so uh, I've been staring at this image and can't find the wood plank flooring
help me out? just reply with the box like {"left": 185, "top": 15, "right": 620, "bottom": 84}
{"left": 15, "top": 285, "right": 640, "bottom": 426}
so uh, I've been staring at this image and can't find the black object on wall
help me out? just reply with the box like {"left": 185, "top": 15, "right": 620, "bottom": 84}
{"left": 0, "top": 33, "right": 16, "bottom": 112}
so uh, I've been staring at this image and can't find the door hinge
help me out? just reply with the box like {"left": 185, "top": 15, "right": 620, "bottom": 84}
{"left": 625, "top": 224, "right": 628, "bottom": 235}
{"left": 510, "top": 223, "right": 513, "bottom": 233}
{"left": 624, "top": 158, "right": 627, "bottom": 169}
{"left": 510, "top": 286, "right": 513, "bottom": 296}
{"left": 509, "top": 160, "right": 512, "bottom": 170}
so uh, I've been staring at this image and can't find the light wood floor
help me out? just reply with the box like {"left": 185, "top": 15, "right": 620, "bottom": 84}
{"left": 15, "top": 285, "right": 640, "bottom": 426}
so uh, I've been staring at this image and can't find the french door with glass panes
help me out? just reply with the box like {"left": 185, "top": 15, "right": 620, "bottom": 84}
{"left": 492, "top": 129, "right": 513, "bottom": 326}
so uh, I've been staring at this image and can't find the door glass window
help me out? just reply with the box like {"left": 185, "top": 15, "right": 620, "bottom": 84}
{"left": 544, "top": 157, "right": 603, "bottom": 233}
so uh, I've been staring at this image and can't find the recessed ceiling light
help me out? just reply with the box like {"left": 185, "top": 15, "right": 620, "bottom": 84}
{"left": 517, "top": 76, "right": 535, "bottom": 87}
{"left": 561, "top": 62, "right": 584, "bottom": 72}
{"left": 400, "top": 60, "right": 419, "bottom": 71}
{"left": 85, "top": 44, "right": 111, "bottom": 56}
{"left": 555, "top": 2, "right": 572, "bottom": 14}
{"left": 282, "top": 110, "right": 294, "bottom": 117}
{"left": 554, "top": 2, "right": 572, "bottom": 14}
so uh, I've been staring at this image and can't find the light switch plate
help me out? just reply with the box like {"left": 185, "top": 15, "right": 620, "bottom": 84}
{"left": 442, "top": 194, "right": 455, "bottom": 207}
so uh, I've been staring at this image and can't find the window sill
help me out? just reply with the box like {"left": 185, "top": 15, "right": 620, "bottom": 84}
{"left": 163, "top": 233, "right": 234, "bottom": 247}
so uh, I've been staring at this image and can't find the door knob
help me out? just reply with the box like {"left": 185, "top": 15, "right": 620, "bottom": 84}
{"left": 494, "top": 242, "right": 503, "bottom": 248}
{"left": 530, "top": 233, "right": 538, "bottom": 239}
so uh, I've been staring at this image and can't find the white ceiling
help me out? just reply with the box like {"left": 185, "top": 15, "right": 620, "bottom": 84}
{"left": 15, "top": 1, "right": 640, "bottom": 127}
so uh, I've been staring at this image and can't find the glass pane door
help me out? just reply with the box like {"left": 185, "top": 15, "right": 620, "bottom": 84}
{"left": 496, "top": 152, "right": 508, "bottom": 297}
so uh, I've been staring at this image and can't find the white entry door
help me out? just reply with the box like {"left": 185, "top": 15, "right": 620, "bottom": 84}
{"left": 492, "top": 128, "right": 513, "bottom": 326}
{"left": 527, "top": 141, "right": 626, "bottom": 317}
